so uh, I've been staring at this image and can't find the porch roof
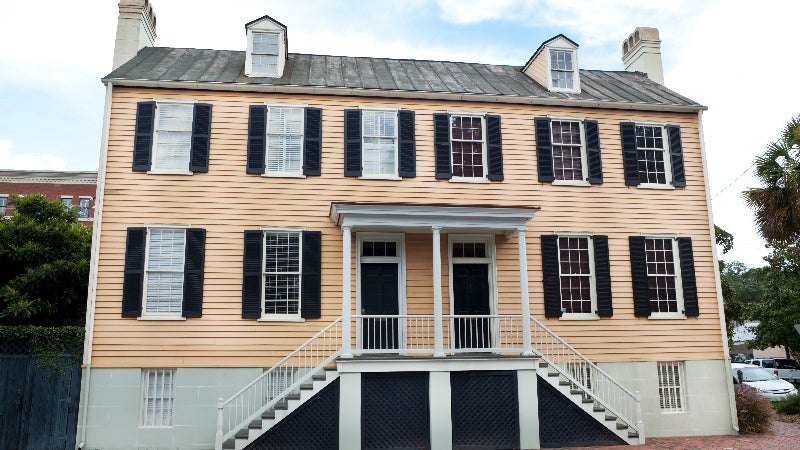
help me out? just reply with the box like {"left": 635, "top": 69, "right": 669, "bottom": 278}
{"left": 329, "top": 202, "right": 539, "bottom": 233}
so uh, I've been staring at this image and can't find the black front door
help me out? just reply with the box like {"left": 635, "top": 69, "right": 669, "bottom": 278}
{"left": 452, "top": 264, "right": 491, "bottom": 349}
{"left": 361, "top": 263, "right": 399, "bottom": 350}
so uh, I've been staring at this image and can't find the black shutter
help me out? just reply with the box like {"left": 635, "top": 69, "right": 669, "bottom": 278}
{"left": 301, "top": 231, "right": 322, "bottom": 319}
{"left": 122, "top": 227, "right": 147, "bottom": 317}
{"left": 433, "top": 113, "right": 452, "bottom": 179}
{"left": 585, "top": 120, "right": 603, "bottom": 184}
{"left": 486, "top": 114, "right": 504, "bottom": 181}
{"left": 398, "top": 110, "right": 416, "bottom": 178}
{"left": 182, "top": 228, "right": 206, "bottom": 318}
{"left": 535, "top": 117, "right": 554, "bottom": 183}
{"left": 593, "top": 235, "right": 612, "bottom": 318}
{"left": 132, "top": 102, "right": 155, "bottom": 172}
{"left": 344, "top": 109, "right": 362, "bottom": 177}
{"left": 189, "top": 103, "right": 212, "bottom": 173}
{"left": 304, "top": 107, "right": 322, "bottom": 176}
{"left": 629, "top": 236, "right": 650, "bottom": 317}
{"left": 246, "top": 105, "right": 267, "bottom": 174}
{"left": 620, "top": 122, "right": 640, "bottom": 186}
{"left": 667, "top": 125, "right": 686, "bottom": 187}
{"left": 541, "top": 235, "right": 562, "bottom": 318}
{"left": 678, "top": 237, "right": 699, "bottom": 317}
{"left": 242, "top": 230, "right": 263, "bottom": 319}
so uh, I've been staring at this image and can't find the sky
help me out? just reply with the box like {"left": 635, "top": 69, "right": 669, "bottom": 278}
{"left": 1, "top": 0, "right": 798, "bottom": 268}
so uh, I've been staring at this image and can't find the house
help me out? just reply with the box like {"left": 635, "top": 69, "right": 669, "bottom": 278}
{"left": 732, "top": 321, "right": 787, "bottom": 360}
{"left": 0, "top": 170, "right": 97, "bottom": 223}
{"left": 77, "top": 1, "right": 738, "bottom": 449}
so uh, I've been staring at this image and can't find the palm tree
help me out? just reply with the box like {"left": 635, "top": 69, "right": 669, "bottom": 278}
{"left": 744, "top": 116, "right": 800, "bottom": 245}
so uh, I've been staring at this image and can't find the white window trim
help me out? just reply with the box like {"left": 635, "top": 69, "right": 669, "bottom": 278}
{"left": 549, "top": 119, "right": 589, "bottom": 183}
{"left": 147, "top": 100, "right": 197, "bottom": 176}
{"left": 545, "top": 47, "right": 580, "bottom": 94}
{"left": 139, "top": 225, "right": 190, "bottom": 321}
{"left": 258, "top": 227, "right": 305, "bottom": 321}
{"left": 247, "top": 30, "right": 283, "bottom": 78}
{"left": 657, "top": 361, "right": 688, "bottom": 413}
{"left": 263, "top": 105, "right": 306, "bottom": 178}
{"left": 555, "top": 234, "right": 598, "bottom": 320}
{"left": 355, "top": 232, "right": 407, "bottom": 353}
{"left": 0, "top": 194, "right": 8, "bottom": 217}
{"left": 77, "top": 196, "right": 92, "bottom": 220}
{"left": 634, "top": 123, "right": 673, "bottom": 188}
{"left": 643, "top": 236, "right": 685, "bottom": 319}
{"left": 359, "top": 109, "right": 399, "bottom": 179}
{"left": 449, "top": 114, "right": 488, "bottom": 182}
{"left": 139, "top": 368, "right": 176, "bottom": 428}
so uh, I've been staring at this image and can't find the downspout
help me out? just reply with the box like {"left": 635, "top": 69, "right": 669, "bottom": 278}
{"left": 698, "top": 109, "right": 739, "bottom": 432}
{"left": 77, "top": 82, "right": 113, "bottom": 449}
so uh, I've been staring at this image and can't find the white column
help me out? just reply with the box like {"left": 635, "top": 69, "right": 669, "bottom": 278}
{"left": 339, "top": 372, "right": 361, "bottom": 449}
{"left": 429, "top": 371, "right": 453, "bottom": 450}
{"left": 432, "top": 226, "right": 445, "bottom": 358}
{"left": 517, "top": 368, "right": 540, "bottom": 449}
{"left": 517, "top": 226, "right": 534, "bottom": 356}
{"left": 342, "top": 226, "right": 353, "bottom": 358}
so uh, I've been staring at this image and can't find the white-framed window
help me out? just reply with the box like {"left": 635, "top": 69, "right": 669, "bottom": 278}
{"left": 362, "top": 110, "right": 398, "bottom": 178}
{"left": 143, "top": 227, "right": 187, "bottom": 317}
{"left": 61, "top": 197, "right": 73, "bottom": 210}
{"left": 140, "top": 368, "right": 175, "bottom": 427}
{"left": 252, "top": 32, "right": 280, "bottom": 76}
{"left": 657, "top": 361, "right": 686, "bottom": 412}
{"left": 266, "top": 106, "right": 304, "bottom": 176}
{"left": 0, "top": 196, "right": 7, "bottom": 216}
{"left": 635, "top": 124, "right": 672, "bottom": 185}
{"left": 152, "top": 101, "right": 194, "bottom": 173}
{"left": 547, "top": 48, "right": 579, "bottom": 92}
{"left": 644, "top": 237, "right": 683, "bottom": 315}
{"left": 262, "top": 230, "right": 302, "bottom": 318}
{"left": 550, "top": 120, "right": 587, "bottom": 181}
{"left": 450, "top": 115, "right": 486, "bottom": 179}
{"left": 77, "top": 197, "right": 91, "bottom": 219}
{"left": 557, "top": 235, "right": 596, "bottom": 316}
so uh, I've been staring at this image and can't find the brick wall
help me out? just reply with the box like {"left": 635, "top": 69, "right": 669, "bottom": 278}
{"left": 0, "top": 181, "right": 97, "bottom": 223}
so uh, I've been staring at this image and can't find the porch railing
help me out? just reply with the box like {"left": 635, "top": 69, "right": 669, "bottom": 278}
{"left": 529, "top": 316, "right": 643, "bottom": 441}
{"left": 215, "top": 317, "right": 342, "bottom": 449}
{"left": 353, "top": 314, "right": 525, "bottom": 354}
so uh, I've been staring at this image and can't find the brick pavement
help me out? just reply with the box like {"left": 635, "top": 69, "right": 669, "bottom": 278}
{"left": 560, "top": 420, "right": 800, "bottom": 450}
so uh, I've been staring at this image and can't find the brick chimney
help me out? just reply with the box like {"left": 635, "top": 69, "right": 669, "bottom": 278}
{"left": 112, "top": 0, "right": 157, "bottom": 70}
{"left": 621, "top": 27, "right": 664, "bottom": 85}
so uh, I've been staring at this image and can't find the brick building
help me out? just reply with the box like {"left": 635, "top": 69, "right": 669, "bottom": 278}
{"left": 0, "top": 170, "right": 98, "bottom": 223}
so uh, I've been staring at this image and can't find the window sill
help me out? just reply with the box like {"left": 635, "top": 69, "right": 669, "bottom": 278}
{"left": 359, "top": 175, "right": 402, "bottom": 181}
{"left": 552, "top": 180, "right": 591, "bottom": 187}
{"left": 449, "top": 177, "right": 490, "bottom": 184}
{"left": 261, "top": 173, "right": 306, "bottom": 179}
{"left": 638, "top": 183, "right": 675, "bottom": 190}
{"left": 258, "top": 316, "right": 305, "bottom": 323}
{"left": 146, "top": 170, "right": 194, "bottom": 176}
{"left": 559, "top": 314, "right": 600, "bottom": 321}
{"left": 138, "top": 425, "right": 175, "bottom": 429}
{"left": 138, "top": 315, "right": 187, "bottom": 321}
{"left": 659, "top": 410, "right": 688, "bottom": 415}
{"left": 648, "top": 313, "right": 686, "bottom": 320}
{"left": 77, "top": 218, "right": 94, "bottom": 222}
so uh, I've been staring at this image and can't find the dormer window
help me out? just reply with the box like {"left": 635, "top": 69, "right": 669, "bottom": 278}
{"left": 550, "top": 49, "right": 576, "bottom": 90}
{"left": 252, "top": 32, "right": 279, "bottom": 76}
{"left": 521, "top": 34, "right": 581, "bottom": 95}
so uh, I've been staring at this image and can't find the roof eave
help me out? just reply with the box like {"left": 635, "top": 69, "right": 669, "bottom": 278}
{"left": 102, "top": 78, "right": 706, "bottom": 112}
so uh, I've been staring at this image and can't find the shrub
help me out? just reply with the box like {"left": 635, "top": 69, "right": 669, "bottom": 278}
{"left": 735, "top": 385, "right": 773, "bottom": 433}
{"left": 774, "top": 392, "right": 800, "bottom": 415}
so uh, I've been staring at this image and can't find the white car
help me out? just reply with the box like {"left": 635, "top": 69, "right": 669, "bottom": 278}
{"left": 732, "top": 363, "right": 798, "bottom": 401}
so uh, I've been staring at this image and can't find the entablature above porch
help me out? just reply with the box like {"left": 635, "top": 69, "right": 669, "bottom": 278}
{"left": 329, "top": 202, "right": 540, "bottom": 234}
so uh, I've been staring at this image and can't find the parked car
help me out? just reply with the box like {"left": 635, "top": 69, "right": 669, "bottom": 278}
{"left": 744, "top": 358, "right": 800, "bottom": 385}
{"left": 731, "top": 363, "right": 798, "bottom": 401}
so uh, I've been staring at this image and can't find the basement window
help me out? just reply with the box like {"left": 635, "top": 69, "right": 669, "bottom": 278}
{"left": 141, "top": 369, "right": 176, "bottom": 427}
{"left": 657, "top": 361, "right": 686, "bottom": 412}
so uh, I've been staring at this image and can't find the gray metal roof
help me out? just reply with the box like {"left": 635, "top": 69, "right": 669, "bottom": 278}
{"left": 104, "top": 47, "right": 702, "bottom": 110}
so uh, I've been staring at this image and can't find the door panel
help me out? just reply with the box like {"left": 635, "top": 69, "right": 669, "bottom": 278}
{"left": 453, "top": 264, "right": 491, "bottom": 349}
{"left": 361, "top": 263, "right": 399, "bottom": 350}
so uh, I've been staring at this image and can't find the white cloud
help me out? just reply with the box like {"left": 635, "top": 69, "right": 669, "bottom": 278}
{"left": 0, "top": 139, "right": 66, "bottom": 171}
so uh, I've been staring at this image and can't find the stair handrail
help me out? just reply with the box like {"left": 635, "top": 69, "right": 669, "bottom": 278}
{"left": 216, "top": 317, "right": 343, "bottom": 450}
{"left": 529, "top": 316, "right": 642, "bottom": 438}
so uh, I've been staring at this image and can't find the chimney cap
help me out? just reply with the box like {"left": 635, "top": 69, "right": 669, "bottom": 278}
{"left": 622, "top": 27, "right": 659, "bottom": 58}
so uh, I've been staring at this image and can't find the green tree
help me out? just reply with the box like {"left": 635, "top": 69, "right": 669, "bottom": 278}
{"left": 0, "top": 194, "right": 91, "bottom": 326}
{"left": 716, "top": 226, "right": 747, "bottom": 348}
{"left": 749, "top": 246, "right": 800, "bottom": 358}
{"left": 743, "top": 116, "right": 800, "bottom": 245}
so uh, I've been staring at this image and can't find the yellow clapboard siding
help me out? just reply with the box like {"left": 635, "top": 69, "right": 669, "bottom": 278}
{"left": 89, "top": 86, "right": 723, "bottom": 368}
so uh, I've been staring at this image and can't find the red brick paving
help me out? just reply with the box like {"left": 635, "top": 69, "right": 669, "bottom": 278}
{"left": 560, "top": 420, "right": 800, "bottom": 449}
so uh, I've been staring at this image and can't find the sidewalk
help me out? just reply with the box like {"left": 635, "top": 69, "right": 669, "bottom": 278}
{"left": 561, "top": 420, "right": 800, "bottom": 450}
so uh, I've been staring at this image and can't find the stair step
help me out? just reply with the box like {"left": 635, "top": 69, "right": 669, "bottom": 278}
{"left": 593, "top": 406, "right": 605, "bottom": 412}
{"left": 286, "top": 392, "right": 301, "bottom": 401}
{"left": 605, "top": 415, "right": 617, "bottom": 421}
{"left": 539, "top": 361, "right": 549, "bottom": 368}
{"left": 222, "top": 438, "right": 235, "bottom": 449}
{"left": 248, "top": 419, "right": 261, "bottom": 429}
{"left": 300, "top": 382, "right": 314, "bottom": 390}
{"left": 570, "top": 389, "right": 583, "bottom": 395}
{"left": 547, "top": 372, "right": 559, "bottom": 377}
{"left": 261, "top": 410, "right": 275, "bottom": 419}
{"left": 581, "top": 397, "right": 594, "bottom": 404}
{"left": 235, "top": 429, "right": 249, "bottom": 439}
{"left": 559, "top": 380, "right": 571, "bottom": 386}
{"left": 628, "top": 431, "right": 639, "bottom": 439}
{"left": 312, "top": 372, "right": 327, "bottom": 381}
{"left": 275, "top": 399, "right": 288, "bottom": 410}
{"left": 616, "top": 423, "right": 629, "bottom": 430}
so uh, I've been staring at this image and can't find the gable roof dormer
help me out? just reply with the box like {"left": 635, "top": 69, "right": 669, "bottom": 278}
{"left": 244, "top": 14, "right": 288, "bottom": 78}
{"left": 522, "top": 34, "right": 581, "bottom": 94}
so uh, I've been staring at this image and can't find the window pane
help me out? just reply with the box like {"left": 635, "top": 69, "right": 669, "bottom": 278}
{"left": 266, "top": 107, "right": 303, "bottom": 174}
{"left": 0, "top": 197, "right": 7, "bottom": 216}
{"left": 264, "top": 232, "right": 300, "bottom": 273}
{"left": 148, "top": 229, "right": 186, "bottom": 271}
{"left": 263, "top": 231, "right": 301, "bottom": 315}
{"left": 78, "top": 198, "right": 90, "bottom": 218}
{"left": 157, "top": 104, "right": 193, "bottom": 132}
{"left": 142, "top": 369, "right": 175, "bottom": 426}
{"left": 253, "top": 33, "right": 279, "bottom": 54}
{"left": 645, "top": 238, "right": 679, "bottom": 313}
{"left": 635, "top": 125, "right": 668, "bottom": 184}
{"left": 145, "top": 228, "right": 185, "bottom": 314}
{"left": 253, "top": 55, "right": 278, "bottom": 74}
{"left": 362, "top": 111, "right": 397, "bottom": 177}
{"left": 558, "top": 237, "right": 592, "bottom": 314}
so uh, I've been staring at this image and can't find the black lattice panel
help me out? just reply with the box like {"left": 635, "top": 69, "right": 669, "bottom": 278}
{"left": 246, "top": 378, "right": 339, "bottom": 450}
{"left": 362, "top": 372, "right": 430, "bottom": 450}
{"left": 537, "top": 375, "right": 627, "bottom": 448}
{"left": 450, "top": 371, "right": 519, "bottom": 449}
{"left": 0, "top": 339, "right": 30, "bottom": 355}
